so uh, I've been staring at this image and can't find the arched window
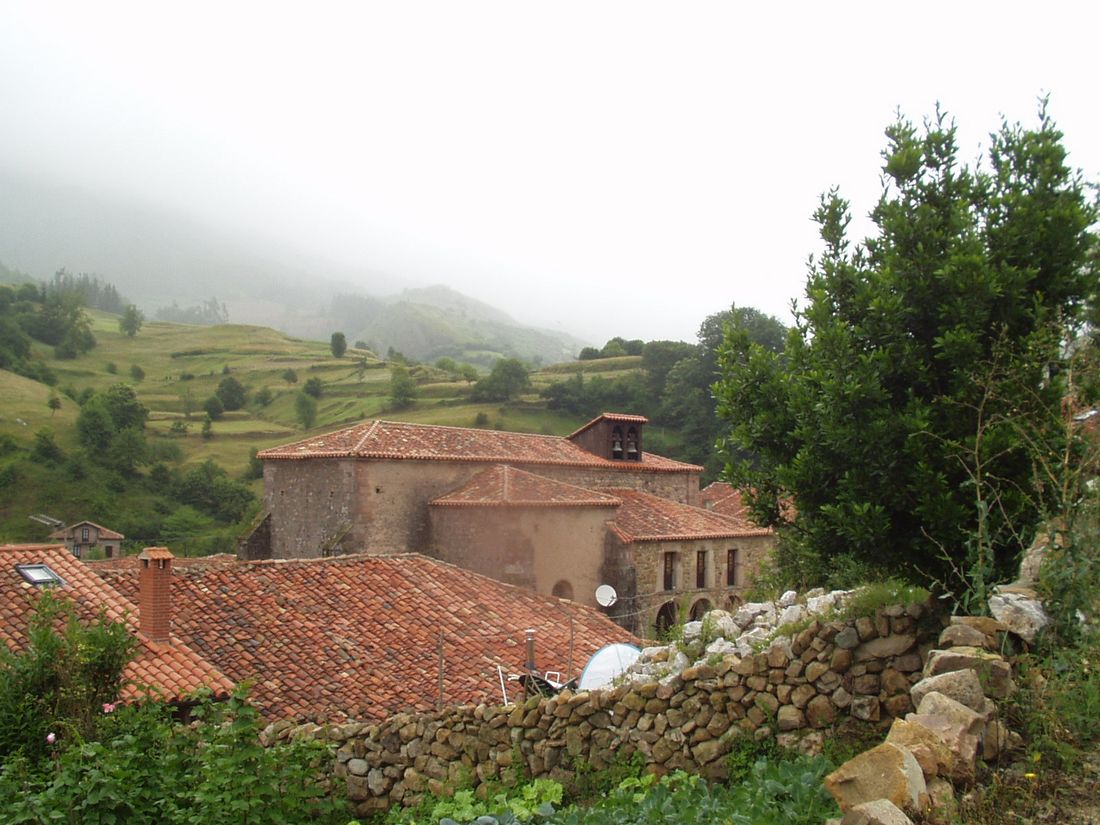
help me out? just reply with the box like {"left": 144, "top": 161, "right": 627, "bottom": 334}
{"left": 611, "top": 426, "right": 624, "bottom": 460}
{"left": 551, "top": 579, "right": 574, "bottom": 601}
{"left": 690, "top": 599, "right": 713, "bottom": 621}
{"left": 655, "top": 601, "right": 678, "bottom": 638}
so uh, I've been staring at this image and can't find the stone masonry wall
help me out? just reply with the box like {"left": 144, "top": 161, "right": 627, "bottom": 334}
{"left": 263, "top": 457, "right": 698, "bottom": 559}
{"left": 266, "top": 599, "right": 938, "bottom": 819}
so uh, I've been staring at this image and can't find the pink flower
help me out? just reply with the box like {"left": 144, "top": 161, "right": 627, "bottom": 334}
{"left": 46, "top": 732, "right": 56, "bottom": 745}
{"left": 102, "top": 703, "right": 117, "bottom": 714}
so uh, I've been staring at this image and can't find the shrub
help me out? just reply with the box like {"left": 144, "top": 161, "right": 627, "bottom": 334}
{"left": 215, "top": 375, "right": 247, "bottom": 411}
{"left": 203, "top": 395, "right": 224, "bottom": 421}
{"left": 0, "top": 592, "right": 135, "bottom": 765}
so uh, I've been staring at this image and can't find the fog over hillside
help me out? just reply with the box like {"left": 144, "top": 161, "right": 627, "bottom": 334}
{"left": 2, "top": 3, "right": 1098, "bottom": 345}
{"left": 0, "top": 173, "right": 586, "bottom": 364}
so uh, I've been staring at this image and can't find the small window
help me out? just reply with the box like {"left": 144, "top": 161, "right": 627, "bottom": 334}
{"left": 16, "top": 564, "right": 64, "bottom": 587}
{"left": 727, "top": 548, "right": 739, "bottom": 587}
{"left": 696, "top": 550, "right": 707, "bottom": 588}
{"left": 81, "top": 527, "right": 90, "bottom": 541}
{"left": 663, "top": 552, "right": 675, "bottom": 591}
{"left": 72, "top": 546, "right": 81, "bottom": 558}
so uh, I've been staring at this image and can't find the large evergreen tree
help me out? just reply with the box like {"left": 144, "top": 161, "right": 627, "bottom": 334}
{"left": 714, "top": 105, "right": 1098, "bottom": 592}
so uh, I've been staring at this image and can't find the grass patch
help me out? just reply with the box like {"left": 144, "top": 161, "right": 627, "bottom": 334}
{"left": 836, "top": 579, "right": 930, "bottom": 620}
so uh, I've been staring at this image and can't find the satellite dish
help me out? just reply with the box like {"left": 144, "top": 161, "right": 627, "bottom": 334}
{"left": 595, "top": 584, "right": 618, "bottom": 607}
{"left": 578, "top": 643, "right": 641, "bottom": 691}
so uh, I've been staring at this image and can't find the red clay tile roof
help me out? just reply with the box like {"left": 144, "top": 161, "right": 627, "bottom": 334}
{"left": 0, "top": 545, "right": 233, "bottom": 703}
{"left": 607, "top": 490, "right": 773, "bottom": 542}
{"left": 567, "top": 412, "right": 649, "bottom": 439}
{"left": 431, "top": 465, "right": 622, "bottom": 508}
{"left": 87, "top": 553, "right": 240, "bottom": 572}
{"left": 97, "top": 553, "right": 637, "bottom": 723}
{"left": 700, "top": 482, "right": 787, "bottom": 530}
{"left": 257, "top": 418, "right": 699, "bottom": 473}
{"left": 48, "top": 520, "right": 124, "bottom": 541}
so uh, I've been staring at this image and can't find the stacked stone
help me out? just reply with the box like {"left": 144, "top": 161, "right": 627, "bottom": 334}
{"left": 261, "top": 597, "right": 944, "bottom": 818}
{"left": 823, "top": 615, "right": 1021, "bottom": 825}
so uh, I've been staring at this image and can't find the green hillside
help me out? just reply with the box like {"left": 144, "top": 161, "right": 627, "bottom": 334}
{"left": 0, "top": 310, "right": 604, "bottom": 548}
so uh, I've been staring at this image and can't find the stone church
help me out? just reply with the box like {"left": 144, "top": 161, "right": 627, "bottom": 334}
{"left": 251, "top": 413, "right": 774, "bottom": 635}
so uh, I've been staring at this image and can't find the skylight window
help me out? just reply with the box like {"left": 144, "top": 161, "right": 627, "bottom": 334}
{"left": 16, "top": 563, "right": 64, "bottom": 587}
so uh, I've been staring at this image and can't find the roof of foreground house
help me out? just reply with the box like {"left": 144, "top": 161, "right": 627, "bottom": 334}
{"left": 256, "top": 417, "right": 700, "bottom": 473}
{"left": 431, "top": 465, "right": 622, "bottom": 508}
{"left": 98, "top": 553, "right": 637, "bottom": 722}
{"left": 608, "top": 489, "right": 773, "bottom": 542}
{"left": 0, "top": 545, "right": 233, "bottom": 703}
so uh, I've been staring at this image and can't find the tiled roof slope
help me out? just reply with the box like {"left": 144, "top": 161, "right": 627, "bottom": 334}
{"left": 608, "top": 490, "right": 773, "bottom": 542}
{"left": 431, "top": 465, "right": 622, "bottom": 508}
{"left": 98, "top": 553, "right": 637, "bottom": 723}
{"left": 700, "top": 482, "right": 784, "bottom": 532}
{"left": 87, "top": 553, "right": 240, "bottom": 572}
{"left": 567, "top": 412, "right": 648, "bottom": 439}
{"left": 0, "top": 545, "right": 233, "bottom": 703}
{"left": 48, "top": 520, "right": 124, "bottom": 540}
{"left": 256, "top": 418, "right": 700, "bottom": 473}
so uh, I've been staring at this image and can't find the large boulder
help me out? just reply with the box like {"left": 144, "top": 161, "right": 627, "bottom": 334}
{"left": 988, "top": 586, "right": 1051, "bottom": 644}
{"left": 884, "top": 718, "right": 956, "bottom": 779}
{"left": 840, "top": 799, "right": 915, "bottom": 825}
{"left": 902, "top": 712, "right": 979, "bottom": 785}
{"left": 923, "top": 648, "right": 1015, "bottom": 699}
{"left": 910, "top": 669, "right": 986, "bottom": 713}
{"left": 915, "top": 691, "right": 988, "bottom": 736}
{"left": 824, "top": 742, "right": 927, "bottom": 813}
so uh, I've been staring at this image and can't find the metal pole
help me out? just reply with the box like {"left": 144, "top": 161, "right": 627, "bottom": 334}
{"left": 437, "top": 631, "right": 444, "bottom": 710}
{"left": 568, "top": 618, "right": 575, "bottom": 681}
{"left": 525, "top": 628, "right": 535, "bottom": 671}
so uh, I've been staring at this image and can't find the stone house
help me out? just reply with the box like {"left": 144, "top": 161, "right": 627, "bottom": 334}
{"left": 48, "top": 520, "right": 124, "bottom": 559}
{"left": 254, "top": 413, "right": 777, "bottom": 636}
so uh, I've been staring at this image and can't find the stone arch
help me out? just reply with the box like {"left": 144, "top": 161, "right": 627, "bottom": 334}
{"left": 654, "top": 601, "right": 678, "bottom": 638}
{"left": 690, "top": 598, "right": 713, "bottom": 621}
{"left": 551, "top": 579, "right": 574, "bottom": 601}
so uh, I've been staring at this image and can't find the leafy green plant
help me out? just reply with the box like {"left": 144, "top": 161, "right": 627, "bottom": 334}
{"left": 0, "top": 688, "right": 345, "bottom": 824}
{"left": 386, "top": 778, "right": 562, "bottom": 825}
{"left": 836, "top": 580, "right": 929, "bottom": 620}
{"left": 0, "top": 591, "right": 135, "bottom": 765}
{"left": 551, "top": 758, "right": 836, "bottom": 825}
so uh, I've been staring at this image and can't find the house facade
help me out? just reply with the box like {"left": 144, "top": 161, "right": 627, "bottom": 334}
{"left": 48, "top": 520, "right": 124, "bottom": 559}
{"left": 255, "top": 414, "right": 777, "bottom": 636}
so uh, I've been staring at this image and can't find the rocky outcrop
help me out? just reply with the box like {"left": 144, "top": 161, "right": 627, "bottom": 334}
{"left": 823, "top": 617, "right": 1024, "bottom": 823}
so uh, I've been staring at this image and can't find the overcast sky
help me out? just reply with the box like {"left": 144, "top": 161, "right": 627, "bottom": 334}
{"left": 2, "top": 1, "right": 1098, "bottom": 343}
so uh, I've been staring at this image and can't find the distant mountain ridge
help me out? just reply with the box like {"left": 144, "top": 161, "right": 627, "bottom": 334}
{"left": 0, "top": 173, "right": 584, "bottom": 365}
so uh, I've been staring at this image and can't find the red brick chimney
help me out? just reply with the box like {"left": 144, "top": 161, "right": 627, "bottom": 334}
{"left": 138, "top": 547, "right": 173, "bottom": 643}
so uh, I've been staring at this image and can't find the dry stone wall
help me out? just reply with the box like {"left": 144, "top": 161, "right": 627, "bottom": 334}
{"left": 265, "top": 592, "right": 942, "bottom": 818}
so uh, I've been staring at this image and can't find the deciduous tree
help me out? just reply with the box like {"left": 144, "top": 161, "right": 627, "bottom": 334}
{"left": 118, "top": 304, "right": 143, "bottom": 338}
